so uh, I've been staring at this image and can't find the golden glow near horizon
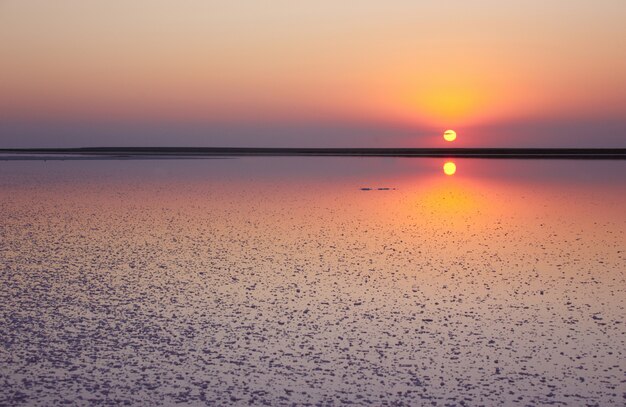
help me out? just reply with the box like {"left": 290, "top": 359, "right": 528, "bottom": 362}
{"left": 443, "top": 130, "right": 457, "bottom": 142}
{"left": 443, "top": 162, "right": 457, "bottom": 176}
{"left": 1, "top": 1, "right": 625, "bottom": 133}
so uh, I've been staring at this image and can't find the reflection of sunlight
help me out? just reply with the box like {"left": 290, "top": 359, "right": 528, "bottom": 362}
{"left": 410, "top": 179, "right": 486, "bottom": 224}
{"left": 423, "top": 187, "right": 475, "bottom": 213}
{"left": 443, "top": 162, "right": 456, "bottom": 176}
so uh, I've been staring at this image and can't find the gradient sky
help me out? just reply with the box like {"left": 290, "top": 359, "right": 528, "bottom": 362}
{"left": 1, "top": 0, "right": 625, "bottom": 147}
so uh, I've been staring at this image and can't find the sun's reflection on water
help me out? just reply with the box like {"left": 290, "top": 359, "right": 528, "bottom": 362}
{"left": 443, "top": 161, "right": 457, "bottom": 176}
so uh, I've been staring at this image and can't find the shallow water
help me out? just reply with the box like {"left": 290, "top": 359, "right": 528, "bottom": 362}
{"left": 1, "top": 158, "right": 625, "bottom": 405}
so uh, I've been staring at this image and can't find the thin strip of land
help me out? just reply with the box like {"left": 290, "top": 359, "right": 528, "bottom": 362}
{"left": 0, "top": 147, "right": 625, "bottom": 159}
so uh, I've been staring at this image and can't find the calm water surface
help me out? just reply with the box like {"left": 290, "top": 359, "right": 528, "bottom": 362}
{"left": 1, "top": 158, "right": 625, "bottom": 405}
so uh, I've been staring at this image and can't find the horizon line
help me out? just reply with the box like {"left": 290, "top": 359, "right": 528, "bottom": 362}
{"left": 1, "top": 147, "right": 625, "bottom": 160}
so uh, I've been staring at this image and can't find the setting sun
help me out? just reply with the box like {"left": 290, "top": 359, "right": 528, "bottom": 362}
{"left": 443, "top": 130, "right": 457, "bottom": 142}
{"left": 443, "top": 162, "right": 457, "bottom": 175}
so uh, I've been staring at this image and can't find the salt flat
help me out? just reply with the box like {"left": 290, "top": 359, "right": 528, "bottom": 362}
{"left": 1, "top": 158, "right": 624, "bottom": 405}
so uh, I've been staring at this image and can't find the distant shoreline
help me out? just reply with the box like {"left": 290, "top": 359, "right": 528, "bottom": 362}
{"left": 1, "top": 147, "right": 625, "bottom": 160}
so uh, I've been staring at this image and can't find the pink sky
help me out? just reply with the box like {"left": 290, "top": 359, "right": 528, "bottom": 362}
{"left": 1, "top": 1, "right": 625, "bottom": 147}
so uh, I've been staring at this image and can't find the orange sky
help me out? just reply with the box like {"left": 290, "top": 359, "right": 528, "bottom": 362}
{"left": 1, "top": 1, "right": 625, "bottom": 146}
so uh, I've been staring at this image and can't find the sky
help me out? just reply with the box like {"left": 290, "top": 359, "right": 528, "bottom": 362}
{"left": 1, "top": 0, "right": 625, "bottom": 147}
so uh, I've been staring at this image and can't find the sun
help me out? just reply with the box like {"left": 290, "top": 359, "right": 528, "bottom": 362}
{"left": 443, "top": 129, "right": 457, "bottom": 142}
{"left": 443, "top": 162, "right": 456, "bottom": 176}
